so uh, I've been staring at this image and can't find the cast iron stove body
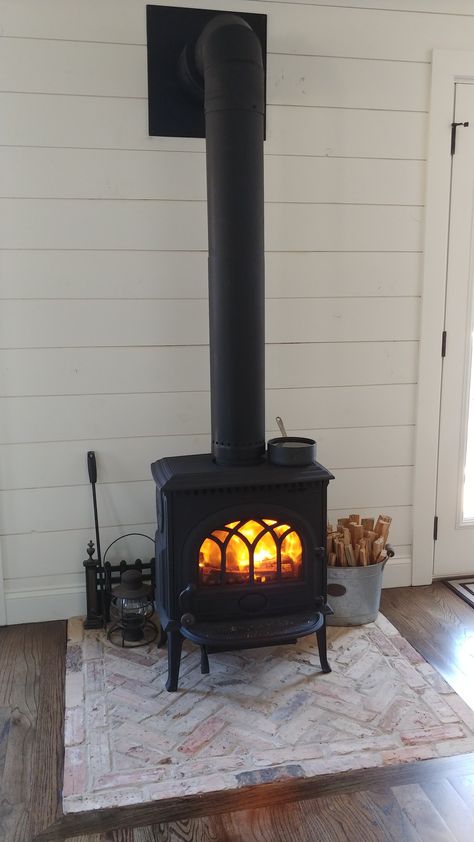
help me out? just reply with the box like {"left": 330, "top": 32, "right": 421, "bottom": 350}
{"left": 153, "top": 455, "right": 333, "bottom": 690}
{"left": 149, "top": 8, "right": 333, "bottom": 691}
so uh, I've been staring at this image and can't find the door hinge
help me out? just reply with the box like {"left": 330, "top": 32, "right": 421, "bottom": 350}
{"left": 441, "top": 330, "right": 447, "bottom": 357}
{"left": 433, "top": 515, "right": 438, "bottom": 541}
{"left": 451, "top": 121, "right": 469, "bottom": 155}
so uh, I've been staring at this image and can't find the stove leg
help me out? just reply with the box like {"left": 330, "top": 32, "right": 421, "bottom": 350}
{"left": 166, "top": 627, "right": 184, "bottom": 692}
{"left": 200, "top": 646, "right": 210, "bottom": 675}
{"left": 316, "top": 622, "right": 331, "bottom": 674}
{"left": 157, "top": 625, "right": 168, "bottom": 649}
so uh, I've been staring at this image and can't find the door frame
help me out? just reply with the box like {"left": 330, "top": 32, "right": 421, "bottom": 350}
{"left": 0, "top": 542, "right": 6, "bottom": 626}
{"left": 413, "top": 49, "right": 474, "bottom": 585}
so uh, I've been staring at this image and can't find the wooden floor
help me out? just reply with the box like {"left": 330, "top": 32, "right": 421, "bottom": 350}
{"left": 1, "top": 583, "right": 473, "bottom": 842}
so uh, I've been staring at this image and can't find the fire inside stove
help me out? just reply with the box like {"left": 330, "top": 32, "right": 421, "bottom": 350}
{"left": 198, "top": 519, "right": 303, "bottom": 586}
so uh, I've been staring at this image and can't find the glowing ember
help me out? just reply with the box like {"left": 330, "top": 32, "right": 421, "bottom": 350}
{"left": 198, "top": 519, "right": 303, "bottom": 586}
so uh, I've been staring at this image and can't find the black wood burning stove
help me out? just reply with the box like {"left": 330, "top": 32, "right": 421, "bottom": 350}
{"left": 153, "top": 457, "right": 333, "bottom": 691}
{"left": 149, "top": 9, "right": 333, "bottom": 691}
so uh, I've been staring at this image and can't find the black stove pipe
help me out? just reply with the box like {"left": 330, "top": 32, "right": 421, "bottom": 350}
{"left": 192, "top": 15, "right": 266, "bottom": 466}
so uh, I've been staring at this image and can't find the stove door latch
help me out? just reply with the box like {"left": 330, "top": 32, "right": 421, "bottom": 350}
{"left": 314, "top": 596, "right": 334, "bottom": 616}
{"left": 179, "top": 584, "right": 196, "bottom": 627}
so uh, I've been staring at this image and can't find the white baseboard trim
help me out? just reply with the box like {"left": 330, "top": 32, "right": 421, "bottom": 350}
{"left": 4, "top": 557, "right": 413, "bottom": 625}
{"left": 5, "top": 584, "right": 87, "bottom": 625}
{"left": 382, "top": 555, "right": 412, "bottom": 589}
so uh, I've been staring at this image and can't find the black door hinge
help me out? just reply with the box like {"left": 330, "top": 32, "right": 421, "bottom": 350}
{"left": 451, "top": 121, "right": 469, "bottom": 155}
{"left": 441, "top": 330, "right": 447, "bottom": 357}
{"left": 433, "top": 515, "right": 438, "bottom": 540}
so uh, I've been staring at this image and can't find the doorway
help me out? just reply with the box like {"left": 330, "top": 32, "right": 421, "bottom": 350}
{"left": 413, "top": 51, "right": 474, "bottom": 586}
{"left": 434, "top": 83, "right": 474, "bottom": 577}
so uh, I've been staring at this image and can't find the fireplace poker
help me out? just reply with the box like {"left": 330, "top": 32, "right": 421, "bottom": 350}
{"left": 87, "top": 451, "right": 102, "bottom": 565}
{"left": 83, "top": 450, "right": 106, "bottom": 628}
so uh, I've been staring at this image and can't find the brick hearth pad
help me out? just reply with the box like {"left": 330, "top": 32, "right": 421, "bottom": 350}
{"left": 63, "top": 614, "right": 474, "bottom": 814}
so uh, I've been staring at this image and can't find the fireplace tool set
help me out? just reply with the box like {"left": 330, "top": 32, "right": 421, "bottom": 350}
{"left": 83, "top": 450, "right": 159, "bottom": 648}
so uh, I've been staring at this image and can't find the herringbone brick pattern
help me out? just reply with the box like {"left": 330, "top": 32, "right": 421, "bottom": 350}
{"left": 63, "top": 614, "right": 474, "bottom": 815}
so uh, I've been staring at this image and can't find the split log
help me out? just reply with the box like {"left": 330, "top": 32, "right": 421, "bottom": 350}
{"left": 345, "top": 544, "right": 356, "bottom": 566}
{"left": 350, "top": 523, "right": 364, "bottom": 545}
{"left": 375, "top": 515, "right": 391, "bottom": 541}
{"left": 372, "top": 536, "right": 385, "bottom": 563}
{"left": 336, "top": 540, "right": 346, "bottom": 566}
{"left": 365, "top": 531, "right": 376, "bottom": 557}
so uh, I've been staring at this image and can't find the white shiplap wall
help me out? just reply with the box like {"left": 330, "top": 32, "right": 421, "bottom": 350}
{"left": 1, "top": 0, "right": 472, "bottom": 623}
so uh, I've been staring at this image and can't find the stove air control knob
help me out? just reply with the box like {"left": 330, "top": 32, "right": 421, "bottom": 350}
{"left": 180, "top": 612, "right": 195, "bottom": 628}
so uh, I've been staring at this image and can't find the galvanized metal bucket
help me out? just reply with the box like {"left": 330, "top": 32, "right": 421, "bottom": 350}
{"left": 326, "top": 551, "right": 392, "bottom": 626}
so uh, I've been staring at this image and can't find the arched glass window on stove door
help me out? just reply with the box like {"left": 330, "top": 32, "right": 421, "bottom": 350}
{"left": 198, "top": 518, "right": 303, "bottom": 586}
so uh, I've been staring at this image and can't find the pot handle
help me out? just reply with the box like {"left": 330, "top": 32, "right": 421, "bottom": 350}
{"left": 275, "top": 416, "right": 288, "bottom": 437}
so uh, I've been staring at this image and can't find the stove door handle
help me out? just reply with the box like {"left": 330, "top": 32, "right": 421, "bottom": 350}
{"left": 179, "top": 583, "right": 195, "bottom": 613}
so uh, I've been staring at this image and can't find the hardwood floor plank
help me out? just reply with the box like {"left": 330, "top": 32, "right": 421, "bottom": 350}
{"left": 132, "top": 829, "right": 157, "bottom": 842}
{"left": 448, "top": 773, "right": 474, "bottom": 814}
{"left": 1, "top": 703, "right": 36, "bottom": 809}
{"left": 392, "top": 783, "right": 458, "bottom": 842}
{"left": 353, "top": 788, "right": 421, "bottom": 842}
{"left": 128, "top": 828, "right": 156, "bottom": 842}
{"left": 0, "top": 802, "right": 30, "bottom": 842}
{"left": 64, "top": 836, "right": 103, "bottom": 842}
{"left": 149, "top": 817, "right": 226, "bottom": 842}
{"left": 220, "top": 800, "right": 354, "bottom": 842}
{"left": 218, "top": 793, "right": 387, "bottom": 842}
{"left": 28, "top": 621, "right": 66, "bottom": 840}
{"left": 0, "top": 621, "right": 66, "bottom": 842}
{"left": 420, "top": 779, "right": 474, "bottom": 840}
{"left": 1, "top": 622, "right": 45, "bottom": 838}
{"left": 101, "top": 830, "right": 136, "bottom": 841}
{"left": 381, "top": 584, "right": 474, "bottom": 709}
{"left": 0, "top": 625, "right": 25, "bottom": 706}
{"left": 0, "top": 707, "right": 10, "bottom": 782}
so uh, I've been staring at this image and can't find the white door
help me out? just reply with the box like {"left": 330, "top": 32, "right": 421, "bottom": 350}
{"left": 0, "top": 542, "right": 6, "bottom": 626}
{"left": 435, "top": 83, "right": 474, "bottom": 577}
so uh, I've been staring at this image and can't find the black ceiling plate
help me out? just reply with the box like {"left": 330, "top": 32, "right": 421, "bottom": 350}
{"left": 146, "top": 4, "right": 267, "bottom": 138}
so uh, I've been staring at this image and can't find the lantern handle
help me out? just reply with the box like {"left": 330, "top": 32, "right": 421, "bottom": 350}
{"left": 103, "top": 532, "right": 154, "bottom": 565}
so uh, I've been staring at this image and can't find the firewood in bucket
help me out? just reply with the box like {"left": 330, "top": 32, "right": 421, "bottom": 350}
{"left": 326, "top": 512, "right": 392, "bottom": 566}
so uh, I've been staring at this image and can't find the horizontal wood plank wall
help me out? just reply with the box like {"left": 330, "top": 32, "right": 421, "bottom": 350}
{"left": 1, "top": 0, "right": 472, "bottom": 622}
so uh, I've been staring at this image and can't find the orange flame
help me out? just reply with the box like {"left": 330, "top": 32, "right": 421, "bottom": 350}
{"left": 198, "top": 519, "right": 302, "bottom": 586}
